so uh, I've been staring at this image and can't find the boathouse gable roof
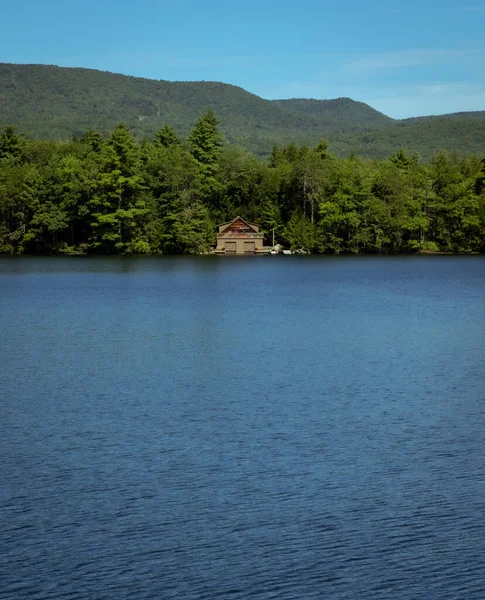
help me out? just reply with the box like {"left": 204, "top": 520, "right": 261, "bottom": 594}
{"left": 217, "top": 216, "right": 260, "bottom": 234}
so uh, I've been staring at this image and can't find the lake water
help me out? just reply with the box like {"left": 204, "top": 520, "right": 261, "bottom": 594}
{"left": 1, "top": 256, "right": 484, "bottom": 600}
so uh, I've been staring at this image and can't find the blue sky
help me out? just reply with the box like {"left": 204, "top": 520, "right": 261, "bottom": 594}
{"left": 1, "top": 0, "right": 484, "bottom": 118}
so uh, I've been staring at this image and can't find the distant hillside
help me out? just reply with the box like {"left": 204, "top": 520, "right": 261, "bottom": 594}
{"left": 1, "top": 63, "right": 484, "bottom": 158}
{"left": 274, "top": 97, "right": 393, "bottom": 126}
{"left": 404, "top": 110, "right": 485, "bottom": 122}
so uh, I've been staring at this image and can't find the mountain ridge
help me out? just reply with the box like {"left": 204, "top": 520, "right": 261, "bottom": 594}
{"left": 1, "top": 62, "right": 484, "bottom": 158}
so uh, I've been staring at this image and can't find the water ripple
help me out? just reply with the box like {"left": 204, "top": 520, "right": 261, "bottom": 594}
{"left": 1, "top": 256, "right": 484, "bottom": 599}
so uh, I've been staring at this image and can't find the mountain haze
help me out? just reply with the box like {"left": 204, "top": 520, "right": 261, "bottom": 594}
{"left": 1, "top": 63, "right": 484, "bottom": 158}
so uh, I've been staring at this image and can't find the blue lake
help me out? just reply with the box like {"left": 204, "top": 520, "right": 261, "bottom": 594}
{"left": 1, "top": 256, "right": 484, "bottom": 599}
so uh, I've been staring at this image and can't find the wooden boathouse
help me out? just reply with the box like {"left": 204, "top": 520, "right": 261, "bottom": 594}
{"left": 214, "top": 217, "right": 266, "bottom": 255}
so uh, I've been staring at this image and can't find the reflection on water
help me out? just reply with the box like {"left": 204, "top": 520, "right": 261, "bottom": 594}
{"left": 1, "top": 256, "right": 484, "bottom": 599}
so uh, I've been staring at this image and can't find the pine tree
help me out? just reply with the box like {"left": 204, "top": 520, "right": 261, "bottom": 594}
{"left": 0, "top": 126, "right": 25, "bottom": 164}
{"left": 88, "top": 124, "right": 147, "bottom": 253}
{"left": 475, "top": 158, "right": 485, "bottom": 195}
{"left": 154, "top": 125, "right": 181, "bottom": 149}
{"left": 188, "top": 110, "right": 223, "bottom": 202}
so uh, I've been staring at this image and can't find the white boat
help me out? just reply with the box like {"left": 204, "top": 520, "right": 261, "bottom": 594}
{"left": 283, "top": 250, "right": 292, "bottom": 255}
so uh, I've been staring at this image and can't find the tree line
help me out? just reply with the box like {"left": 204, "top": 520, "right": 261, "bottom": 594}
{"left": 1, "top": 111, "right": 485, "bottom": 255}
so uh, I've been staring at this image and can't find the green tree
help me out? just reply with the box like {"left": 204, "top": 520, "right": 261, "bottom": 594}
{"left": 154, "top": 125, "right": 181, "bottom": 149}
{"left": 475, "top": 158, "right": 485, "bottom": 196}
{"left": 88, "top": 124, "right": 148, "bottom": 253}
{"left": 0, "top": 164, "right": 41, "bottom": 253}
{"left": 0, "top": 126, "right": 25, "bottom": 164}
{"left": 283, "top": 209, "right": 317, "bottom": 251}
{"left": 188, "top": 110, "right": 223, "bottom": 202}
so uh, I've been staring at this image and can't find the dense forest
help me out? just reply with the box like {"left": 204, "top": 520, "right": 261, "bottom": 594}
{"left": 2, "top": 63, "right": 485, "bottom": 159}
{"left": 1, "top": 112, "right": 485, "bottom": 255}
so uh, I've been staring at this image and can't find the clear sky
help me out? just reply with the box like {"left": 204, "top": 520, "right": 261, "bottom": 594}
{"left": 1, "top": 0, "right": 484, "bottom": 118}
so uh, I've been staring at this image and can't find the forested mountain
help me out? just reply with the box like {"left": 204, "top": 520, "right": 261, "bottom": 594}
{"left": 273, "top": 98, "right": 392, "bottom": 126}
{"left": 1, "top": 63, "right": 485, "bottom": 159}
